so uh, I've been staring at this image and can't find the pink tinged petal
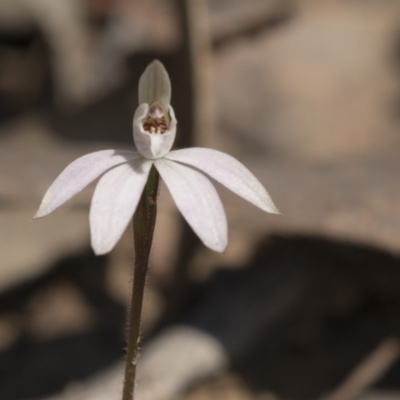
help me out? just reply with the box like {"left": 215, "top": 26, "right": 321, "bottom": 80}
{"left": 90, "top": 159, "right": 152, "bottom": 255}
{"left": 34, "top": 150, "right": 140, "bottom": 219}
{"left": 155, "top": 158, "right": 227, "bottom": 253}
{"left": 165, "top": 148, "right": 279, "bottom": 214}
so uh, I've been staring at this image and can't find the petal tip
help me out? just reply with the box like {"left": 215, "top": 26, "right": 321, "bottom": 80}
{"left": 259, "top": 197, "right": 280, "bottom": 215}
{"left": 33, "top": 208, "right": 47, "bottom": 219}
{"left": 93, "top": 248, "right": 108, "bottom": 256}
{"left": 91, "top": 240, "right": 111, "bottom": 256}
{"left": 218, "top": 244, "right": 228, "bottom": 253}
{"left": 207, "top": 238, "right": 228, "bottom": 253}
{"left": 268, "top": 203, "right": 281, "bottom": 215}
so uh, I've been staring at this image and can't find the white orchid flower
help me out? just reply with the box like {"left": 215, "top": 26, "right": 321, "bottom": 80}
{"left": 35, "top": 60, "right": 279, "bottom": 255}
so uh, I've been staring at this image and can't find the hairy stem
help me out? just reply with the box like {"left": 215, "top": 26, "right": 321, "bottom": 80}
{"left": 122, "top": 165, "right": 159, "bottom": 400}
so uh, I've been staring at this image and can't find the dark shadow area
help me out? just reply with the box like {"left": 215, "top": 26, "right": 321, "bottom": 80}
{"left": 0, "top": 30, "right": 51, "bottom": 122}
{"left": 2, "top": 235, "right": 400, "bottom": 399}
{"left": 183, "top": 235, "right": 400, "bottom": 399}
{"left": 0, "top": 250, "right": 125, "bottom": 400}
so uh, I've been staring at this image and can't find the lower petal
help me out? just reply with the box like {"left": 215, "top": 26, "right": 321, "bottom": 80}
{"left": 90, "top": 159, "right": 152, "bottom": 255}
{"left": 155, "top": 159, "right": 227, "bottom": 252}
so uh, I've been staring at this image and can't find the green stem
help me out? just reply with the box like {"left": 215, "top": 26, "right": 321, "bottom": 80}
{"left": 122, "top": 165, "right": 159, "bottom": 400}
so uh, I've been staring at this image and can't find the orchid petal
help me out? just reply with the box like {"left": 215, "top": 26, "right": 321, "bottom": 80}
{"left": 165, "top": 148, "right": 279, "bottom": 214}
{"left": 155, "top": 159, "right": 227, "bottom": 252}
{"left": 34, "top": 150, "right": 140, "bottom": 218}
{"left": 90, "top": 159, "right": 152, "bottom": 255}
{"left": 138, "top": 60, "right": 171, "bottom": 107}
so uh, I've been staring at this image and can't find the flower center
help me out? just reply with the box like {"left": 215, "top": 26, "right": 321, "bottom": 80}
{"left": 143, "top": 102, "right": 170, "bottom": 134}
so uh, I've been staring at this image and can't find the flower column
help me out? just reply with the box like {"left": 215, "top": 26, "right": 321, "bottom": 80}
{"left": 123, "top": 60, "right": 174, "bottom": 400}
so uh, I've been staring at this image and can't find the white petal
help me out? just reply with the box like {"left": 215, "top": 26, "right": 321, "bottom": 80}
{"left": 165, "top": 148, "right": 279, "bottom": 214}
{"left": 35, "top": 150, "right": 140, "bottom": 218}
{"left": 138, "top": 60, "right": 171, "bottom": 106}
{"left": 133, "top": 104, "right": 177, "bottom": 159}
{"left": 90, "top": 159, "right": 152, "bottom": 255}
{"left": 155, "top": 159, "right": 227, "bottom": 252}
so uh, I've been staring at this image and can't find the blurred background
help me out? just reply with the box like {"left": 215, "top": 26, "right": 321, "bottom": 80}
{"left": 0, "top": 0, "right": 400, "bottom": 399}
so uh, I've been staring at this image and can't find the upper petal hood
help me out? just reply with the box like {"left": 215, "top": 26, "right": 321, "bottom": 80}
{"left": 138, "top": 60, "right": 171, "bottom": 106}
